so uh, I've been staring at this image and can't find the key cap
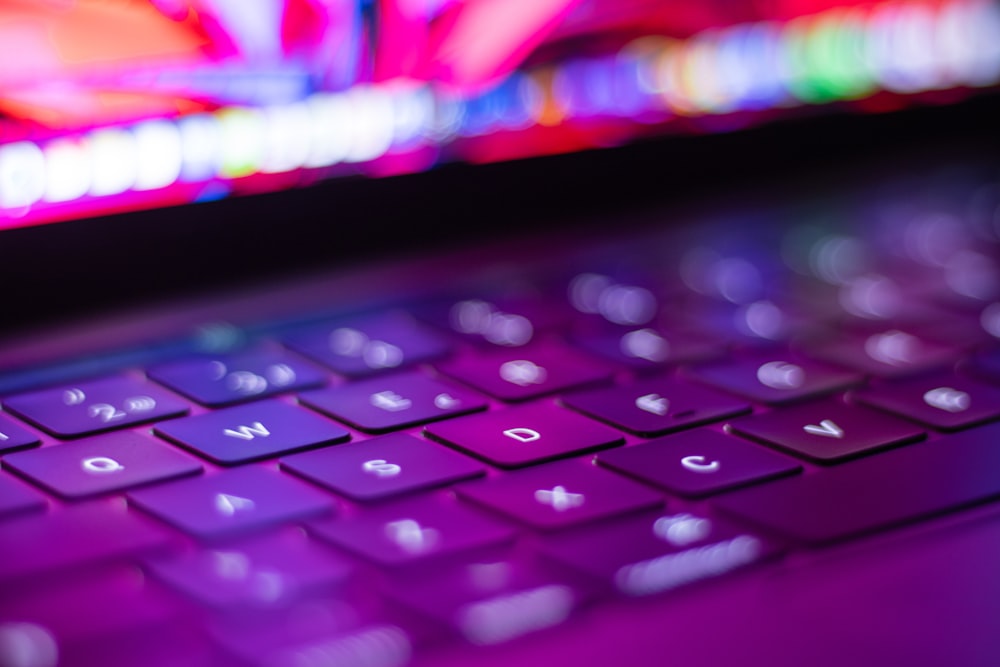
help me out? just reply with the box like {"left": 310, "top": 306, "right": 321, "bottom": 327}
{"left": 2, "top": 431, "right": 203, "bottom": 499}
{"left": 0, "top": 413, "right": 41, "bottom": 454}
{"left": 561, "top": 376, "right": 750, "bottom": 437}
{"left": 280, "top": 433, "right": 485, "bottom": 502}
{"left": 386, "top": 552, "right": 597, "bottom": 646}
{"left": 3, "top": 376, "right": 189, "bottom": 438}
{"left": 684, "top": 353, "right": 863, "bottom": 405}
{"left": 298, "top": 371, "right": 487, "bottom": 433}
{"left": 727, "top": 400, "right": 926, "bottom": 463}
{"left": 142, "top": 529, "right": 353, "bottom": 609}
{"left": 308, "top": 495, "right": 517, "bottom": 567}
{"left": 0, "top": 502, "right": 172, "bottom": 583}
{"left": 435, "top": 340, "right": 613, "bottom": 402}
{"left": 424, "top": 403, "right": 625, "bottom": 468}
{"left": 537, "top": 510, "right": 778, "bottom": 597}
{"left": 597, "top": 429, "right": 801, "bottom": 497}
{"left": 711, "top": 422, "right": 1000, "bottom": 544}
{"left": 809, "top": 328, "right": 960, "bottom": 378}
{"left": 0, "top": 473, "right": 47, "bottom": 519}
{"left": 283, "top": 311, "right": 451, "bottom": 377}
{"left": 851, "top": 373, "right": 1000, "bottom": 431}
{"left": 127, "top": 466, "right": 334, "bottom": 541}
{"left": 147, "top": 350, "right": 327, "bottom": 406}
{"left": 570, "top": 325, "right": 726, "bottom": 369}
{"left": 455, "top": 459, "right": 662, "bottom": 531}
{"left": 154, "top": 400, "right": 350, "bottom": 465}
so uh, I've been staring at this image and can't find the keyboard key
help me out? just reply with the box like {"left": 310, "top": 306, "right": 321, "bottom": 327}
{"left": 809, "top": 328, "right": 961, "bottom": 378}
{"left": 851, "top": 373, "right": 1000, "bottom": 431}
{"left": 147, "top": 350, "right": 327, "bottom": 406}
{"left": 298, "top": 371, "right": 488, "bottom": 433}
{"left": 0, "top": 473, "right": 47, "bottom": 519}
{"left": 684, "top": 353, "right": 863, "bottom": 405}
{"left": 537, "top": 510, "right": 777, "bottom": 597}
{"left": 727, "top": 400, "right": 926, "bottom": 463}
{"left": 386, "top": 552, "right": 597, "bottom": 645}
{"left": 597, "top": 429, "right": 801, "bottom": 498}
{"left": 561, "top": 376, "right": 750, "bottom": 437}
{"left": 435, "top": 340, "right": 613, "bottom": 402}
{"left": 712, "top": 423, "right": 1000, "bottom": 544}
{"left": 0, "top": 503, "right": 172, "bottom": 583}
{"left": 0, "top": 413, "right": 41, "bottom": 454}
{"left": 154, "top": 400, "right": 350, "bottom": 465}
{"left": 280, "top": 433, "right": 485, "bottom": 502}
{"left": 3, "top": 376, "right": 189, "bottom": 438}
{"left": 570, "top": 325, "right": 726, "bottom": 369}
{"left": 454, "top": 459, "right": 662, "bottom": 531}
{"left": 283, "top": 312, "right": 451, "bottom": 377}
{"left": 127, "top": 466, "right": 334, "bottom": 541}
{"left": 308, "top": 495, "right": 517, "bottom": 567}
{"left": 424, "top": 403, "right": 625, "bottom": 468}
{"left": 2, "top": 431, "right": 203, "bottom": 499}
{"left": 142, "top": 529, "right": 353, "bottom": 609}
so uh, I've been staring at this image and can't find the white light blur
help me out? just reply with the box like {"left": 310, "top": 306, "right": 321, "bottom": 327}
{"left": 272, "top": 625, "right": 411, "bottom": 667}
{"left": 615, "top": 535, "right": 761, "bottom": 597}
{"left": 980, "top": 302, "right": 1000, "bottom": 338}
{"left": 88, "top": 128, "right": 137, "bottom": 196}
{"left": 713, "top": 257, "right": 763, "bottom": 304}
{"left": 568, "top": 273, "right": 612, "bottom": 313}
{"left": 0, "top": 622, "right": 59, "bottom": 667}
{"left": 945, "top": 251, "right": 999, "bottom": 301}
{"left": 598, "top": 284, "right": 657, "bottom": 325}
{"left": 457, "top": 585, "right": 574, "bottom": 646}
{"left": 260, "top": 103, "right": 312, "bottom": 174}
{"left": 737, "top": 300, "right": 785, "bottom": 340}
{"left": 133, "top": 120, "right": 182, "bottom": 190}
{"left": 305, "top": 93, "right": 351, "bottom": 168}
{"left": 42, "top": 139, "right": 90, "bottom": 203}
{"left": 903, "top": 213, "right": 970, "bottom": 267}
{"left": 840, "top": 274, "right": 901, "bottom": 319}
{"left": 483, "top": 313, "right": 533, "bottom": 346}
{"left": 809, "top": 235, "right": 869, "bottom": 285}
{"left": 451, "top": 300, "right": 496, "bottom": 333}
{"left": 343, "top": 86, "right": 395, "bottom": 163}
{"left": 178, "top": 113, "right": 222, "bottom": 182}
{"left": 620, "top": 328, "right": 670, "bottom": 362}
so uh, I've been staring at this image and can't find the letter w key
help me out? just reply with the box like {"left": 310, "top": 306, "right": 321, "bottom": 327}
{"left": 224, "top": 422, "right": 270, "bottom": 440}
{"left": 155, "top": 400, "right": 350, "bottom": 464}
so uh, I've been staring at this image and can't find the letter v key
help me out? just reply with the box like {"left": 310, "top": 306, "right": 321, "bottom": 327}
{"left": 803, "top": 419, "right": 844, "bottom": 439}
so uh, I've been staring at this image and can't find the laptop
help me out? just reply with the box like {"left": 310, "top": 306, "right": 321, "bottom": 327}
{"left": 2, "top": 1, "right": 1000, "bottom": 665}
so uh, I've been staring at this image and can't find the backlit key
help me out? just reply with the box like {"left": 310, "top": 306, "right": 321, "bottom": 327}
{"left": 281, "top": 433, "right": 485, "bottom": 502}
{"left": 0, "top": 503, "right": 172, "bottom": 583}
{"left": 455, "top": 459, "right": 662, "bottom": 530}
{"left": 3, "top": 431, "right": 203, "bottom": 499}
{"left": 424, "top": 403, "right": 624, "bottom": 468}
{"left": 283, "top": 312, "right": 451, "bottom": 377}
{"left": 852, "top": 373, "right": 1000, "bottom": 431}
{"left": 727, "top": 400, "right": 926, "bottom": 463}
{"left": 154, "top": 400, "right": 350, "bottom": 465}
{"left": 435, "top": 340, "right": 613, "bottom": 402}
{"left": 127, "top": 466, "right": 333, "bottom": 540}
{"left": 148, "top": 350, "right": 327, "bottom": 406}
{"left": 298, "top": 371, "right": 487, "bottom": 433}
{"left": 685, "top": 353, "right": 862, "bottom": 405}
{"left": 0, "top": 413, "right": 40, "bottom": 454}
{"left": 561, "top": 376, "right": 750, "bottom": 437}
{"left": 308, "top": 495, "right": 517, "bottom": 567}
{"left": 597, "top": 429, "right": 801, "bottom": 497}
{"left": 712, "top": 423, "right": 1000, "bottom": 544}
{"left": 3, "top": 376, "right": 189, "bottom": 438}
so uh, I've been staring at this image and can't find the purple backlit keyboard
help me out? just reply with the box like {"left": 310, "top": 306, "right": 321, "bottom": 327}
{"left": 4, "top": 173, "right": 1000, "bottom": 667}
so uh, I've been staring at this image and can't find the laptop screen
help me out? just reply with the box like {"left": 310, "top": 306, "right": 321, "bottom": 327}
{"left": 2, "top": 0, "right": 999, "bottom": 229}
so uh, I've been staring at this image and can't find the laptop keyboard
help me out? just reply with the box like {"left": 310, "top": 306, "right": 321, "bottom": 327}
{"left": 3, "top": 171, "right": 1000, "bottom": 666}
